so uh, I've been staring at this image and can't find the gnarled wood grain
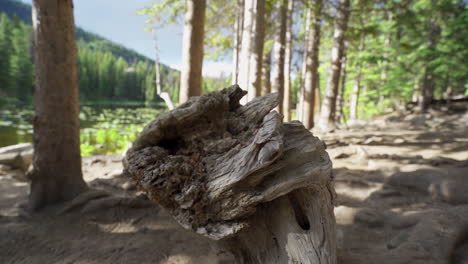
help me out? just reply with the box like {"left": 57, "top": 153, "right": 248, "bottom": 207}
{"left": 125, "top": 85, "right": 336, "bottom": 263}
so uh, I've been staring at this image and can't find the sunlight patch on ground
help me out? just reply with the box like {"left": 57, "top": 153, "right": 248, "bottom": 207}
{"left": 335, "top": 182, "right": 383, "bottom": 202}
{"left": 97, "top": 222, "right": 138, "bottom": 234}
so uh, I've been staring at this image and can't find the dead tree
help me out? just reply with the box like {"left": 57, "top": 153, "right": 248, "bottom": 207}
{"left": 125, "top": 85, "right": 336, "bottom": 263}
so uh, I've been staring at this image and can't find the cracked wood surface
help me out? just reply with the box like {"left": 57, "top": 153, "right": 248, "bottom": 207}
{"left": 125, "top": 85, "right": 336, "bottom": 263}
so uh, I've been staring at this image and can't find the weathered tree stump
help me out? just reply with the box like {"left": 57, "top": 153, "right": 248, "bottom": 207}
{"left": 125, "top": 85, "right": 336, "bottom": 263}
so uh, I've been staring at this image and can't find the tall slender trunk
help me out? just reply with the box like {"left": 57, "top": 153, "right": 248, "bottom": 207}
{"left": 239, "top": 0, "right": 265, "bottom": 102}
{"left": 261, "top": 48, "right": 272, "bottom": 95}
{"left": 239, "top": 0, "right": 254, "bottom": 102}
{"left": 418, "top": 19, "right": 440, "bottom": 112}
{"left": 282, "top": 0, "right": 294, "bottom": 121}
{"left": 350, "top": 35, "right": 364, "bottom": 121}
{"left": 296, "top": 8, "right": 311, "bottom": 122}
{"left": 378, "top": 12, "right": 392, "bottom": 108}
{"left": 248, "top": 0, "right": 265, "bottom": 101}
{"left": 30, "top": 0, "right": 87, "bottom": 210}
{"left": 271, "top": 0, "right": 288, "bottom": 114}
{"left": 232, "top": 0, "right": 244, "bottom": 85}
{"left": 336, "top": 48, "right": 347, "bottom": 124}
{"left": 179, "top": 0, "right": 206, "bottom": 104}
{"left": 153, "top": 31, "right": 162, "bottom": 95}
{"left": 302, "top": 0, "right": 323, "bottom": 129}
{"left": 318, "top": 0, "right": 350, "bottom": 130}
{"left": 153, "top": 30, "right": 175, "bottom": 110}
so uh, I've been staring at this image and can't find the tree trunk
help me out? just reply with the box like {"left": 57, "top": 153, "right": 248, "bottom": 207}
{"left": 248, "top": 0, "right": 265, "bottom": 101}
{"left": 318, "top": 0, "right": 350, "bottom": 131}
{"left": 296, "top": 8, "right": 311, "bottom": 122}
{"left": 261, "top": 48, "right": 272, "bottom": 95}
{"left": 239, "top": 0, "right": 265, "bottom": 103}
{"left": 153, "top": 29, "right": 175, "bottom": 110}
{"left": 239, "top": 0, "right": 254, "bottom": 103}
{"left": 30, "top": 0, "right": 87, "bottom": 210}
{"left": 179, "top": 0, "right": 206, "bottom": 104}
{"left": 418, "top": 20, "right": 440, "bottom": 112}
{"left": 350, "top": 36, "right": 364, "bottom": 121}
{"left": 271, "top": 0, "right": 288, "bottom": 114}
{"left": 335, "top": 49, "right": 346, "bottom": 124}
{"left": 282, "top": 0, "right": 294, "bottom": 121}
{"left": 125, "top": 86, "right": 337, "bottom": 264}
{"left": 232, "top": 0, "right": 244, "bottom": 85}
{"left": 302, "top": 0, "right": 323, "bottom": 129}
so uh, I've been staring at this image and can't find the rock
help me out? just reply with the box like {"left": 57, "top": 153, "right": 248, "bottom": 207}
{"left": 121, "top": 181, "right": 136, "bottom": 191}
{"left": 387, "top": 168, "right": 445, "bottom": 194}
{"left": 387, "top": 231, "right": 410, "bottom": 249}
{"left": 389, "top": 214, "right": 420, "bottom": 229}
{"left": 393, "top": 138, "right": 405, "bottom": 144}
{"left": 0, "top": 143, "right": 32, "bottom": 154}
{"left": 105, "top": 169, "right": 123, "bottom": 178}
{"left": 335, "top": 206, "right": 360, "bottom": 225}
{"left": 354, "top": 208, "right": 385, "bottom": 228}
{"left": 0, "top": 164, "right": 12, "bottom": 175}
{"left": 430, "top": 176, "right": 468, "bottom": 205}
{"left": 0, "top": 148, "right": 33, "bottom": 172}
{"left": 0, "top": 152, "right": 18, "bottom": 166}
{"left": 409, "top": 116, "right": 428, "bottom": 127}
{"left": 17, "top": 149, "right": 33, "bottom": 172}
{"left": 363, "top": 136, "right": 384, "bottom": 145}
{"left": 334, "top": 152, "right": 351, "bottom": 159}
{"left": 10, "top": 169, "right": 27, "bottom": 182}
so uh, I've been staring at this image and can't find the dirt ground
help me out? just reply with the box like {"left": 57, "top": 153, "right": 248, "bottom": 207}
{"left": 1, "top": 108, "right": 467, "bottom": 264}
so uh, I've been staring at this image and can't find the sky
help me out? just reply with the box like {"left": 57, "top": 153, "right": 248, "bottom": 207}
{"left": 20, "top": 0, "right": 231, "bottom": 78}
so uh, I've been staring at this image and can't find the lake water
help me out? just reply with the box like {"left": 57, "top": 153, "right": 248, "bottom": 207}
{"left": 0, "top": 105, "right": 164, "bottom": 155}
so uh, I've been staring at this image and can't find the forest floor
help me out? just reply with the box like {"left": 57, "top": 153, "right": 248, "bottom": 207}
{"left": 1, "top": 108, "right": 467, "bottom": 264}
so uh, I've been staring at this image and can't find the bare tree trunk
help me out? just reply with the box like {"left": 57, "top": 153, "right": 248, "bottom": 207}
{"left": 302, "top": 0, "right": 323, "bottom": 129}
{"left": 418, "top": 20, "right": 440, "bottom": 112}
{"left": 232, "top": 0, "right": 244, "bottom": 85}
{"left": 261, "top": 48, "right": 272, "bottom": 95}
{"left": 239, "top": 0, "right": 265, "bottom": 103}
{"left": 282, "top": 0, "right": 294, "bottom": 121}
{"left": 335, "top": 49, "right": 346, "bottom": 124}
{"left": 271, "top": 0, "right": 288, "bottom": 114}
{"left": 153, "top": 30, "right": 175, "bottom": 110}
{"left": 29, "top": 0, "right": 87, "bottom": 210}
{"left": 125, "top": 86, "right": 337, "bottom": 264}
{"left": 248, "top": 0, "right": 265, "bottom": 101}
{"left": 296, "top": 8, "right": 311, "bottom": 122}
{"left": 179, "top": 0, "right": 206, "bottom": 104}
{"left": 239, "top": 0, "right": 255, "bottom": 103}
{"left": 378, "top": 12, "right": 391, "bottom": 108}
{"left": 318, "top": 0, "right": 350, "bottom": 131}
{"left": 350, "top": 36, "right": 364, "bottom": 121}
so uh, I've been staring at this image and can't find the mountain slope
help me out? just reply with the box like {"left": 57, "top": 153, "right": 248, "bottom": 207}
{"left": 0, "top": 0, "right": 151, "bottom": 64}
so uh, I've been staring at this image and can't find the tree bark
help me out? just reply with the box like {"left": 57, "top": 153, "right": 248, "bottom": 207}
{"left": 239, "top": 0, "right": 265, "bottom": 103}
{"left": 248, "top": 0, "right": 265, "bottom": 101}
{"left": 318, "top": 0, "right": 350, "bottom": 131}
{"left": 153, "top": 29, "right": 175, "bottom": 110}
{"left": 261, "top": 48, "right": 272, "bottom": 96}
{"left": 179, "top": 0, "right": 206, "bottom": 104}
{"left": 350, "top": 36, "right": 364, "bottom": 121}
{"left": 301, "top": 0, "right": 323, "bottom": 129}
{"left": 282, "top": 0, "right": 294, "bottom": 121}
{"left": 125, "top": 86, "right": 336, "bottom": 264}
{"left": 335, "top": 48, "right": 346, "bottom": 124}
{"left": 30, "top": 0, "right": 87, "bottom": 210}
{"left": 297, "top": 8, "right": 311, "bottom": 122}
{"left": 271, "top": 0, "right": 288, "bottom": 114}
{"left": 232, "top": 0, "right": 244, "bottom": 85}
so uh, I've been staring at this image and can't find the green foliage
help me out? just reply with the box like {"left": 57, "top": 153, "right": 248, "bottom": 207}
{"left": 333, "top": 0, "right": 468, "bottom": 120}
